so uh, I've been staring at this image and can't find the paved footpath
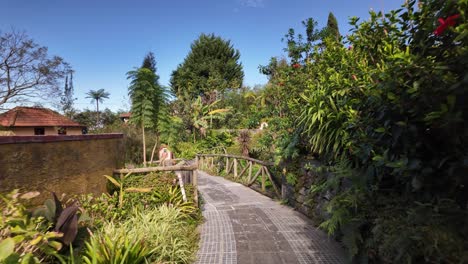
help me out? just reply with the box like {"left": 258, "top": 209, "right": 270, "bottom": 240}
{"left": 195, "top": 171, "right": 346, "bottom": 264}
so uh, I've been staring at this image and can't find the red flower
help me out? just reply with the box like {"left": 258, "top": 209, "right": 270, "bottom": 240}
{"left": 352, "top": 74, "right": 358, "bottom": 81}
{"left": 434, "top": 14, "right": 460, "bottom": 36}
{"left": 292, "top": 63, "right": 301, "bottom": 69}
{"left": 348, "top": 45, "right": 353, "bottom": 50}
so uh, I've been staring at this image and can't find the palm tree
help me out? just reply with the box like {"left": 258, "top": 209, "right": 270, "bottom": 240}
{"left": 86, "top": 89, "right": 110, "bottom": 127}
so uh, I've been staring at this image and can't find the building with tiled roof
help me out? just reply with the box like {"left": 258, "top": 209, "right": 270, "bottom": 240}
{"left": 0, "top": 107, "right": 86, "bottom": 136}
{"left": 119, "top": 112, "right": 131, "bottom": 123}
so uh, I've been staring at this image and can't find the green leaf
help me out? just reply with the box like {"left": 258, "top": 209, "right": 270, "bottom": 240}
{"left": 374, "top": 127, "right": 385, "bottom": 133}
{"left": 372, "top": 155, "right": 384, "bottom": 162}
{"left": 0, "top": 238, "right": 15, "bottom": 261}
{"left": 103, "top": 175, "right": 121, "bottom": 188}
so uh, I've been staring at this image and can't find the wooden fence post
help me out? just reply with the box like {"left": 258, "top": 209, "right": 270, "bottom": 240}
{"left": 248, "top": 161, "right": 253, "bottom": 182}
{"left": 234, "top": 158, "right": 238, "bottom": 178}
{"left": 261, "top": 166, "right": 266, "bottom": 192}
{"left": 193, "top": 169, "right": 198, "bottom": 206}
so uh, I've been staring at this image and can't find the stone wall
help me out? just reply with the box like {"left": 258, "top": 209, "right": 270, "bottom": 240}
{"left": 281, "top": 159, "right": 332, "bottom": 222}
{"left": 0, "top": 134, "right": 124, "bottom": 204}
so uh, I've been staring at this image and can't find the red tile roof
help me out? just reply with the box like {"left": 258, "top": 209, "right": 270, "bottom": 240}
{"left": 0, "top": 107, "right": 84, "bottom": 127}
{"left": 119, "top": 112, "right": 131, "bottom": 118}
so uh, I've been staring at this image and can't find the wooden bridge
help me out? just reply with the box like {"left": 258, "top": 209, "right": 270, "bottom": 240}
{"left": 195, "top": 153, "right": 346, "bottom": 264}
{"left": 196, "top": 153, "right": 281, "bottom": 197}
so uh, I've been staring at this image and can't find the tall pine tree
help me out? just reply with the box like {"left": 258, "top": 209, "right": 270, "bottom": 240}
{"left": 60, "top": 71, "right": 76, "bottom": 118}
{"left": 326, "top": 12, "right": 340, "bottom": 41}
{"left": 141, "top": 52, "right": 157, "bottom": 73}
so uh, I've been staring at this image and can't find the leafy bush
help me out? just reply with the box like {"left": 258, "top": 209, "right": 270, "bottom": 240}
{"left": 296, "top": 0, "right": 468, "bottom": 262}
{"left": 82, "top": 222, "right": 151, "bottom": 264}
{"left": 0, "top": 190, "right": 66, "bottom": 263}
{"left": 82, "top": 205, "right": 198, "bottom": 264}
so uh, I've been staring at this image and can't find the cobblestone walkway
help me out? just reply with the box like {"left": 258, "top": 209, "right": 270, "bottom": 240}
{"left": 195, "top": 171, "right": 346, "bottom": 264}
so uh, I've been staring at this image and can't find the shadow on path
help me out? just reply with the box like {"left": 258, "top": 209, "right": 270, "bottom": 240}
{"left": 196, "top": 171, "right": 346, "bottom": 264}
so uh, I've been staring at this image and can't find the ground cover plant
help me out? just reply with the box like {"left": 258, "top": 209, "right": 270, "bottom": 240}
{"left": 0, "top": 171, "right": 201, "bottom": 263}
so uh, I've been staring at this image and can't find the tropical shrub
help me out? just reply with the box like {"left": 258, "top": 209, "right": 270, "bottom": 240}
{"left": 82, "top": 222, "right": 151, "bottom": 264}
{"left": 297, "top": 0, "right": 468, "bottom": 262}
{"left": 82, "top": 205, "right": 198, "bottom": 264}
{"left": 0, "top": 190, "right": 66, "bottom": 263}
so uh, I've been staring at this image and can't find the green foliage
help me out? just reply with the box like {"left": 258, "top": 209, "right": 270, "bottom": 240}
{"left": 127, "top": 64, "right": 168, "bottom": 164}
{"left": 72, "top": 108, "right": 119, "bottom": 132}
{"left": 325, "top": 12, "right": 340, "bottom": 41}
{"left": 60, "top": 71, "right": 76, "bottom": 118}
{"left": 82, "top": 222, "right": 151, "bottom": 264}
{"left": 100, "top": 172, "right": 199, "bottom": 220}
{"left": 170, "top": 33, "right": 244, "bottom": 101}
{"left": 0, "top": 190, "right": 66, "bottom": 263}
{"left": 172, "top": 141, "right": 206, "bottom": 160}
{"left": 82, "top": 205, "right": 197, "bottom": 264}
{"left": 33, "top": 192, "right": 80, "bottom": 246}
{"left": 127, "top": 68, "right": 164, "bottom": 130}
{"left": 85, "top": 88, "right": 110, "bottom": 127}
{"left": 190, "top": 96, "right": 230, "bottom": 141}
{"left": 75, "top": 193, "right": 122, "bottom": 229}
{"left": 295, "top": 0, "right": 468, "bottom": 262}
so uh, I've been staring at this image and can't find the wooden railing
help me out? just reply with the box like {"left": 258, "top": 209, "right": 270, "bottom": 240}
{"left": 196, "top": 153, "right": 280, "bottom": 197}
{"left": 113, "top": 160, "right": 199, "bottom": 205}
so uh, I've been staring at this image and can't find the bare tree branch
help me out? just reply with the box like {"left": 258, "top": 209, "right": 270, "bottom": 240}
{"left": 0, "top": 30, "right": 70, "bottom": 108}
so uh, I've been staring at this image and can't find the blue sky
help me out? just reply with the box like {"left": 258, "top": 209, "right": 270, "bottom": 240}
{"left": 1, "top": 0, "right": 404, "bottom": 112}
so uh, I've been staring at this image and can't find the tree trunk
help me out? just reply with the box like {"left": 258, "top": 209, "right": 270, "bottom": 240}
{"left": 149, "top": 133, "right": 159, "bottom": 164}
{"left": 142, "top": 122, "right": 147, "bottom": 167}
{"left": 96, "top": 100, "right": 100, "bottom": 127}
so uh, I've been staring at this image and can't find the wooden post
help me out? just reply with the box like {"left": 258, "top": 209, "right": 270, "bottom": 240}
{"left": 234, "top": 158, "right": 238, "bottom": 178}
{"left": 248, "top": 165, "right": 263, "bottom": 186}
{"left": 176, "top": 171, "right": 187, "bottom": 202}
{"left": 193, "top": 169, "right": 198, "bottom": 207}
{"left": 211, "top": 157, "right": 214, "bottom": 169}
{"left": 248, "top": 161, "right": 253, "bottom": 182}
{"left": 226, "top": 157, "right": 229, "bottom": 174}
{"left": 238, "top": 161, "right": 249, "bottom": 178}
{"left": 261, "top": 166, "right": 266, "bottom": 192}
{"left": 264, "top": 167, "right": 281, "bottom": 197}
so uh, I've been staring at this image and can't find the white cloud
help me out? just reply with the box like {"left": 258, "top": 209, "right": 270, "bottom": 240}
{"left": 239, "top": 0, "right": 265, "bottom": 8}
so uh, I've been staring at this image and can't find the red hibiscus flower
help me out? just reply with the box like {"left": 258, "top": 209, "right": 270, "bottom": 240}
{"left": 292, "top": 63, "right": 300, "bottom": 69}
{"left": 434, "top": 14, "right": 460, "bottom": 36}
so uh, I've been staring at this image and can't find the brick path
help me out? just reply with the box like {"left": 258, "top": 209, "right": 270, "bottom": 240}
{"left": 195, "top": 171, "right": 346, "bottom": 264}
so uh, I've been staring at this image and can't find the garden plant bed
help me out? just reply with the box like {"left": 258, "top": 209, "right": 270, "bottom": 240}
{"left": 0, "top": 172, "right": 201, "bottom": 263}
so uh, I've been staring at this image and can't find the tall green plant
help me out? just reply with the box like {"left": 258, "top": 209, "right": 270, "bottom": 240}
{"left": 127, "top": 66, "right": 167, "bottom": 166}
